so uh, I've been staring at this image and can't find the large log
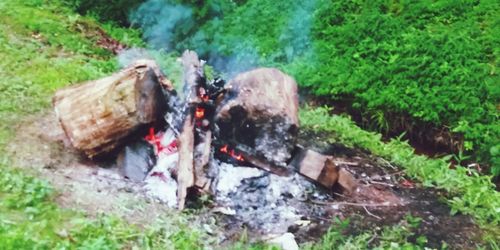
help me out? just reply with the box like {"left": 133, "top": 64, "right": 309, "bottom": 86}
{"left": 215, "top": 68, "right": 299, "bottom": 167}
{"left": 53, "top": 60, "right": 171, "bottom": 157}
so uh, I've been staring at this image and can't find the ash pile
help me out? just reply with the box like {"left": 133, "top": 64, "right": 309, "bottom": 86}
{"left": 53, "top": 50, "right": 356, "bottom": 237}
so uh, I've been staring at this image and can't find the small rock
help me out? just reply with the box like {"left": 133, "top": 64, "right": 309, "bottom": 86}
{"left": 294, "top": 220, "right": 311, "bottom": 227}
{"left": 203, "top": 224, "right": 214, "bottom": 235}
{"left": 212, "top": 207, "right": 236, "bottom": 216}
{"left": 268, "top": 233, "right": 299, "bottom": 250}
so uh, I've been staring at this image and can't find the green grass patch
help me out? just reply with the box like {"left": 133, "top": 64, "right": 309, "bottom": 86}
{"left": 304, "top": 215, "right": 432, "bottom": 250}
{"left": 0, "top": 163, "right": 208, "bottom": 249}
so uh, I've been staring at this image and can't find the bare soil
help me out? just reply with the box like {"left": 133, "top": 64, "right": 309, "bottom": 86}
{"left": 6, "top": 111, "right": 484, "bottom": 248}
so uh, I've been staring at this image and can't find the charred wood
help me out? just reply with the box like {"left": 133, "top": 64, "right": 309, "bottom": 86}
{"left": 215, "top": 68, "right": 299, "bottom": 167}
{"left": 176, "top": 50, "right": 206, "bottom": 209}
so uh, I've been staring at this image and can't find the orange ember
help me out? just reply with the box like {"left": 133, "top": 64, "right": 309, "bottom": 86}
{"left": 220, "top": 144, "right": 229, "bottom": 154}
{"left": 220, "top": 145, "right": 244, "bottom": 162}
{"left": 195, "top": 107, "right": 205, "bottom": 119}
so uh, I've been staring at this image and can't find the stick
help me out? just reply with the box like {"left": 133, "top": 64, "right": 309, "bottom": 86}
{"left": 308, "top": 200, "right": 399, "bottom": 207}
{"left": 368, "top": 180, "right": 395, "bottom": 187}
{"left": 194, "top": 130, "right": 212, "bottom": 191}
{"left": 363, "top": 206, "right": 382, "bottom": 220}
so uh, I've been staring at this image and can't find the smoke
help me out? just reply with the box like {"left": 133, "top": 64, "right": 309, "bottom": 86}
{"left": 129, "top": 0, "right": 194, "bottom": 50}
{"left": 117, "top": 48, "right": 153, "bottom": 68}
{"left": 206, "top": 42, "right": 261, "bottom": 79}
{"left": 126, "top": 0, "right": 317, "bottom": 78}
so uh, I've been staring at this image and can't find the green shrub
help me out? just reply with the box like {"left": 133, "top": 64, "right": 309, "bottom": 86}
{"left": 294, "top": 0, "right": 500, "bottom": 174}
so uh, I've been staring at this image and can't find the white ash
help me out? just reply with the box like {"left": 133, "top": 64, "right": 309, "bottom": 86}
{"left": 214, "top": 162, "right": 265, "bottom": 198}
{"left": 253, "top": 120, "right": 296, "bottom": 166}
{"left": 211, "top": 160, "right": 315, "bottom": 234}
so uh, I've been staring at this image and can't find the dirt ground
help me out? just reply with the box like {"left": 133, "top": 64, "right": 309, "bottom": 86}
{"left": 6, "top": 111, "right": 484, "bottom": 248}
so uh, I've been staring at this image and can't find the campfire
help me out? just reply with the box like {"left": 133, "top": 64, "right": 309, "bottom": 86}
{"left": 52, "top": 50, "right": 357, "bottom": 237}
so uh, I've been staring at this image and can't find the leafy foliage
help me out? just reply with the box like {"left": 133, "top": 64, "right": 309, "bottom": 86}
{"left": 62, "top": 0, "right": 145, "bottom": 25}
{"left": 295, "top": 0, "right": 500, "bottom": 174}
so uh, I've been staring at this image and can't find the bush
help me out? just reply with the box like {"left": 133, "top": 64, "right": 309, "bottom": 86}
{"left": 63, "top": 0, "right": 145, "bottom": 25}
{"left": 295, "top": 0, "right": 499, "bottom": 173}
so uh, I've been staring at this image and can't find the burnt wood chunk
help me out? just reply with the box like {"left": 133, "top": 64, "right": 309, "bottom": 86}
{"left": 194, "top": 130, "right": 213, "bottom": 191}
{"left": 52, "top": 60, "right": 171, "bottom": 158}
{"left": 289, "top": 147, "right": 339, "bottom": 189}
{"left": 135, "top": 68, "right": 168, "bottom": 123}
{"left": 176, "top": 50, "right": 204, "bottom": 210}
{"left": 337, "top": 168, "right": 358, "bottom": 194}
{"left": 117, "top": 139, "right": 156, "bottom": 181}
{"left": 215, "top": 68, "right": 299, "bottom": 167}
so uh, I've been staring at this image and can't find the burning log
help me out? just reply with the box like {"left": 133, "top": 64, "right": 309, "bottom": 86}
{"left": 53, "top": 60, "right": 172, "bottom": 157}
{"left": 215, "top": 68, "right": 299, "bottom": 167}
{"left": 175, "top": 50, "right": 205, "bottom": 210}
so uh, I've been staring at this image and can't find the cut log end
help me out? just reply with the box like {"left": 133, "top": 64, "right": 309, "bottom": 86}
{"left": 289, "top": 147, "right": 339, "bottom": 189}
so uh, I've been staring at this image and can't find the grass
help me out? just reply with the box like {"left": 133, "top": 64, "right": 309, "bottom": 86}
{"left": 300, "top": 107, "right": 500, "bottom": 243}
{"left": 303, "top": 215, "right": 432, "bottom": 250}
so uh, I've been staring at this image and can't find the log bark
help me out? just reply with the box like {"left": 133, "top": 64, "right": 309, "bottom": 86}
{"left": 176, "top": 112, "right": 195, "bottom": 210}
{"left": 215, "top": 68, "right": 299, "bottom": 167}
{"left": 52, "top": 60, "right": 171, "bottom": 158}
{"left": 176, "top": 50, "right": 204, "bottom": 209}
{"left": 194, "top": 130, "right": 212, "bottom": 191}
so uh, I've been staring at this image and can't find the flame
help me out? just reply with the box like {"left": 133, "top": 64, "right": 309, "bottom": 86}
{"left": 144, "top": 127, "right": 177, "bottom": 155}
{"left": 220, "top": 144, "right": 244, "bottom": 162}
{"left": 195, "top": 107, "right": 205, "bottom": 119}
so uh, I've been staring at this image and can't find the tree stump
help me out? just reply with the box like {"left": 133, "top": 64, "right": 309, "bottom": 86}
{"left": 215, "top": 68, "right": 299, "bottom": 167}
